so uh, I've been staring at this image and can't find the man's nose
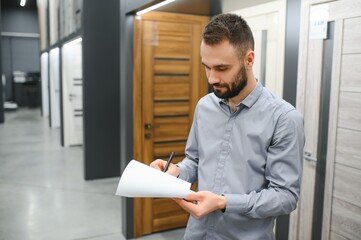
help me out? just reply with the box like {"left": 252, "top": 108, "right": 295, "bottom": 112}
{"left": 207, "top": 70, "right": 220, "bottom": 85}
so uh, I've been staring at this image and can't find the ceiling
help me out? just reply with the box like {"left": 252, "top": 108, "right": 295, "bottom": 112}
{"left": 141, "top": 0, "right": 221, "bottom": 16}
{"left": 1, "top": 0, "right": 37, "bottom": 10}
{"left": 1, "top": 0, "right": 222, "bottom": 16}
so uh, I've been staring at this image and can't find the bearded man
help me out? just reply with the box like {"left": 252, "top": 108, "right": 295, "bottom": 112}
{"left": 151, "top": 13, "right": 304, "bottom": 240}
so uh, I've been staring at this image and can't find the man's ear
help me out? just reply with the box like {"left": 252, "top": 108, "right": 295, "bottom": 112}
{"left": 244, "top": 50, "right": 255, "bottom": 69}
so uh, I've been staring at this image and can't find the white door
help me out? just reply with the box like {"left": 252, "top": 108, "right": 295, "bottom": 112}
{"left": 62, "top": 38, "right": 83, "bottom": 146}
{"left": 40, "top": 52, "right": 49, "bottom": 117}
{"left": 49, "top": 48, "right": 60, "bottom": 128}
{"left": 290, "top": 0, "right": 361, "bottom": 239}
{"left": 229, "top": 0, "right": 286, "bottom": 96}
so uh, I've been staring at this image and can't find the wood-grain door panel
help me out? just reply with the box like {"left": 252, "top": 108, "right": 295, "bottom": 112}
{"left": 133, "top": 12, "right": 209, "bottom": 237}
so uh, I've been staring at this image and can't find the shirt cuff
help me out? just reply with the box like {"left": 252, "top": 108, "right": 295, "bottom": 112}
{"left": 176, "top": 162, "right": 189, "bottom": 182}
{"left": 223, "top": 193, "right": 251, "bottom": 213}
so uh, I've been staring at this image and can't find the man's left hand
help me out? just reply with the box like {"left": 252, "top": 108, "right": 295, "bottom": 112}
{"left": 173, "top": 191, "right": 226, "bottom": 219}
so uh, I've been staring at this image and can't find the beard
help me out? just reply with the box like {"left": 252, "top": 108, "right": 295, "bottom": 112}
{"left": 212, "top": 64, "right": 248, "bottom": 99}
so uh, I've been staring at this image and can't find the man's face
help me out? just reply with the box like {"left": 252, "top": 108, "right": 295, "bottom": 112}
{"left": 201, "top": 40, "right": 247, "bottom": 99}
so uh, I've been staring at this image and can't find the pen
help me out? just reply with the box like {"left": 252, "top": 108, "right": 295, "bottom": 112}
{"left": 163, "top": 151, "right": 175, "bottom": 172}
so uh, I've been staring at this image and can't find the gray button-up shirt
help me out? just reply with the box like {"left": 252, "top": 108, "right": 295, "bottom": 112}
{"left": 177, "top": 82, "right": 304, "bottom": 239}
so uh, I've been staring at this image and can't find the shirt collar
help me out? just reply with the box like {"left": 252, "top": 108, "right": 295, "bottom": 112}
{"left": 217, "top": 81, "right": 263, "bottom": 109}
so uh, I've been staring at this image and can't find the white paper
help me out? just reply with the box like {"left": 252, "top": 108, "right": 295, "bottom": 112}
{"left": 309, "top": 20, "right": 328, "bottom": 39}
{"left": 115, "top": 160, "right": 192, "bottom": 198}
{"left": 309, "top": 4, "right": 329, "bottom": 39}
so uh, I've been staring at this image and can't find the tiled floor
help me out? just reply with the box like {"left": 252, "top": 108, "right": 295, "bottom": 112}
{"left": 0, "top": 108, "right": 185, "bottom": 240}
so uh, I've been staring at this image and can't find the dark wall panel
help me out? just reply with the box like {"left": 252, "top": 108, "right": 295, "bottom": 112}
{"left": 1, "top": 37, "right": 11, "bottom": 100}
{"left": 276, "top": 0, "right": 301, "bottom": 239}
{"left": 282, "top": 0, "right": 300, "bottom": 107}
{"left": 1, "top": 37, "right": 40, "bottom": 101}
{"left": 0, "top": 0, "right": 4, "bottom": 123}
{"left": 83, "top": 0, "right": 120, "bottom": 180}
{"left": 1, "top": 9, "right": 38, "bottom": 33}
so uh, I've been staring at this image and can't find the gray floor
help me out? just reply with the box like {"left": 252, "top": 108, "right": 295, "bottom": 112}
{"left": 0, "top": 108, "right": 185, "bottom": 240}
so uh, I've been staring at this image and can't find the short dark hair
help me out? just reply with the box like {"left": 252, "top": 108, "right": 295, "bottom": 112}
{"left": 202, "top": 13, "right": 254, "bottom": 58}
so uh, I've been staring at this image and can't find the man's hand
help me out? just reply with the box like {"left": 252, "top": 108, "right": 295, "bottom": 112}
{"left": 150, "top": 159, "right": 180, "bottom": 177}
{"left": 174, "top": 191, "right": 226, "bottom": 219}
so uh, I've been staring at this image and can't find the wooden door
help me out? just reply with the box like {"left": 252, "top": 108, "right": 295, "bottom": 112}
{"left": 290, "top": 0, "right": 361, "bottom": 239}
{"left": 133, "top": 12, "right": 209, "bottom": 237}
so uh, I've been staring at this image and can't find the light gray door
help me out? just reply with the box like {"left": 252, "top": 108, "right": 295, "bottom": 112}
{"left": 290, "top": 0, "right": 361, "bottom": 239}
{"left": 49, "top": 48, "right": 60, "bottom": 128}
{"left": 62, "top": 38, "right": 83, "bottom": 146}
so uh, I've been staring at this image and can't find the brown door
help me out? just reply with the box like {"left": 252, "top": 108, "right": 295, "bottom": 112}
{"left": 133, "top": 12, "right": 209, "bottom": 237}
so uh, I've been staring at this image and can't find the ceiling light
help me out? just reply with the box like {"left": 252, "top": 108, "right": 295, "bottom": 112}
{"left": 20, "top": 0, "right": 26, "bottom": 7}
{"left": 136, "top": 0, "right": 176, "bottom": 16}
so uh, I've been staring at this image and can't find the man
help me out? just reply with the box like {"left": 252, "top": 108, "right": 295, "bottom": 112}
{"left": 151, "top": 13, "right": 304, "bottom": 239}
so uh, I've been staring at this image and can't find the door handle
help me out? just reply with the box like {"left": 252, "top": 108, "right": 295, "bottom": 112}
{"left": 144, "top": 123, "right": 160, "bottom": 129}
{"left": 304, "top": 151, "right": 317, "bottom": 162}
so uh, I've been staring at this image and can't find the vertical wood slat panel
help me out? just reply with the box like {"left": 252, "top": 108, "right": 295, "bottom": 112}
{"left": 154, "top": 75, "right": 189, "bottom": 84}
{"left": 289, "top": 0, "right": 314, "bottom": 237}
{"left": 133, "top": 17, "right": 143, "bottom": 238}
{"left": 154, "top": 75, "right": 191, "bottom": 101}
{"left": 325, "top": 9, "right": 361, "bottom": 240}
{"left": 303, "top": 39, "right": 324, "bottom": 154}
{"left": 153, "top": 141, "right": 187, "bottom": 158}
{"left": 328, "top": 0, "right": 361, "bottom": 22}
{"left": 154, "top": 82, "right": 190, "bottom": 100}
{"left": 191, "top": 24, "right": 201, "bottom": 122}
{"left": 340, "top": 54, "right": 361, "bottom": 92}
{"left": 141, "top": 20, "right": 155, "bottom": 235}
{"left": 338, "top": 92, "right": 361, "bottom": 131}
{"left": 335, "top": 128, "right": 361, "bottom": 169}
{"left": 153, "top": 198, "right": 189, "bottom": 220}
{"left": 331, "top": 197, "right": 361, "bottom": 239}
{"left": 155, "top": 43, "right": 192, "bottom": 58}
{"left": 342, "top": 17, "right": 361, "bottom": 54}
{"left": 330, "top": 231, "right": 351, "bottom": 240}
{"left": 156, "top": 21, "right": 192, "bottom": 35}
{"left": 322, "top": 19, "right": 344, "bottom": 240}
{"left": 154, "top": 59, "right": 191, "bottom": 74}
{"left": 153, "top": 117, "right": 190, "bottom": 142}
{"left": 333, "top": 164, "right": 361, "bottom": 208}
{"left": 154, "top": 101, "right": 190, "bottom": 116}
{"left": 298, "top": 38, "right": 324, "bottom": 240}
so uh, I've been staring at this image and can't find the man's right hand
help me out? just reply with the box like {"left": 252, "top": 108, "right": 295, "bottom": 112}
{"left": 150, "top": 159, "right": 180, "bottom": 177}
